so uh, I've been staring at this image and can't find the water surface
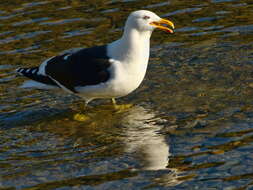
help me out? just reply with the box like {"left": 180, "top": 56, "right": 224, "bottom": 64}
{"left": 1, "top": 0, "right": 253, "bottom": 189}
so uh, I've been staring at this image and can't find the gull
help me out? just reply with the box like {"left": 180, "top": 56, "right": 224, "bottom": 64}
{"left": 16, "top": 10, "right": 174, "bottom": 106}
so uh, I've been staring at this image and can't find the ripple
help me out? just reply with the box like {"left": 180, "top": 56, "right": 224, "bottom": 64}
{"left": 216, "top": 11, "right": 231, "bottom": 15}
{"left": 144, "top": 2, "right": 170, "bottom": 9}
{"left": 190, "top": 31, "right": 219, "bottom": 36}
{"left": 22, "top": 1, "right": 48, "bottom": 8}
{"left": 0, "top": 30, "right": 50, "bottom": 44}
{"left": 57, "top": 6, "right": 72, "bottom": 10}
{"left": 0, "top": 10, "right": 39, "bottom": 21}
{"left": 175, "top": 26, "right": 200, "bottom": 32}
{"left": 0, "top": 75, "right": 15, "bottom": 83}
{"left": 0, "top": 107, "right": 64, "bottom": 128}
{"left": 100, "top": 8, "right": 119, "bottom": 13}
{"left": 0, "top": 14, "right": 18, "bottom": 20}
{"left": 193, "top": 16, "right": 223, "bottom": 23}
{"left": 212, "top": 0, "right": 238, "bottom": 3}
{"left": 12, "top": 17, "right": 50, "bottom": 26}
{"left": 24, "top": 170, "right": 137, "bottom": 189}
{"left": 229, "top": 3, "right": 248, "bottom": 7}
{"left": 0, "top": 31, "right": 13, "bottom": 36}
{"left": 203, "top": 25, "right": 224, "bottom": 31}
{"left": 0, "top": 65, "right": 13, "bottom": 70}
{"left": 0, "top": 45, "right": 40, "bottom": 55}
{"left": 123, "top": 0, "right": 138, "bottom": 2}
{"left": 40, "top": 18, "right": 84, "bottom": 26}
{"left": 226, "top": 25, "right": 253, "bottom": 33}
{"left": 0, "top": 10, "right": 6, "bottom": 14}
{"left": 62, "top": 28, "right": 93, "bottom": 38}
{"left": 163, "top": 7, "right": 202, "bottom": 17}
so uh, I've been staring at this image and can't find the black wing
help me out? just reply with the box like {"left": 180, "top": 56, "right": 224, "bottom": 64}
{"left": 16, "top": 67, "right": 58, "bottom": 86}
{"left": 45, "top": 45, "right": 111, "bottom": 93}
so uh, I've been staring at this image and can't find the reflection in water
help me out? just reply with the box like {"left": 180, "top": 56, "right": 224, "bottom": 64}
{"left": 121, "top": 106, "right": 183, "bottom": 187}
{"left": 122, "top": 106, "right": 169, "bottom": 171}
{"left": 53, "top": 105, "right": 177, "bottom": 173}
{"left": 29, "top": 105, "right": 182, "bottom": 188}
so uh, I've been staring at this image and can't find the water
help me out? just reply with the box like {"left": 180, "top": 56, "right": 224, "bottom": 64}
{"left": 0, "top": 0, "right": 253, "bottom": 189}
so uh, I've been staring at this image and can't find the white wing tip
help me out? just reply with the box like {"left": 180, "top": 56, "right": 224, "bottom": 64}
{"left": 20, "top": 80, "right": 56, "bottom": 90}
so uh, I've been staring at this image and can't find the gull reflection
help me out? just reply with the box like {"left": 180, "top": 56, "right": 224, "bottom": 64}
{"left": 120, "top": 105, "right": 183, "bottom": 186}
{"left": 121, "top": 106, "right": 170, "bottom": 170}
{"left": 32, "top": 103, "right": 184, "bottom": 187}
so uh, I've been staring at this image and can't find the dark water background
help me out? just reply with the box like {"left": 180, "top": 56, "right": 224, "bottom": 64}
{"left": 1, "top": 0, "right": 253, "bottom": 189}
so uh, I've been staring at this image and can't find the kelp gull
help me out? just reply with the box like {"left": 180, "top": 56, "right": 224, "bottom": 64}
{"left": 16, "top": 10, "right": 174, "bottom": 105}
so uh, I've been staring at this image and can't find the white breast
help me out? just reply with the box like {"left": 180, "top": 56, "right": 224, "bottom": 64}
{"left": 106, "top": 58, "right": 148, "bottom": 97}
{"left": 76, "top": 27, "right": 152, "bottom": 101}
{"left": 75, "top": 57, "right": 148, "bottom": 100}
{"left": 105, "top": 31, "right": 151, "bottom": 97}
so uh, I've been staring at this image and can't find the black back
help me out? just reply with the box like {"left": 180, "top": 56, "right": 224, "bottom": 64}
{"left": 45, "top": 45, "right": 111, "bottom": 93}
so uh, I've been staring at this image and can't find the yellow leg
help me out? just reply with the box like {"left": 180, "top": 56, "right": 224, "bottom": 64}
{"left": 73, "top": 113, "right": 90, "bottom": 121}
{"left": 73, "top": 101, "right": 90, "bottom": 122}
{"left": 111, "top": 98, "right": 117, "bottom": 105}
{"left": 111, "top": 98, "right": 133, "bottom": 111}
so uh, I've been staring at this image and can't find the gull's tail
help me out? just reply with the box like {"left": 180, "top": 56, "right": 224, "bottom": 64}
{"left": 16, "top": 67, "right": 58, "bottom": 90}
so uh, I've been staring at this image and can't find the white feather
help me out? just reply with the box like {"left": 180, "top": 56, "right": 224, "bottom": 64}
{"left": 37, "top": 57, "right": 53, "bottom": 75}
{"left": 20, "top": 80, "right": 57, "bottom": 90}
{"left": 63, "top": 54, "right": 71, "bottom": 60}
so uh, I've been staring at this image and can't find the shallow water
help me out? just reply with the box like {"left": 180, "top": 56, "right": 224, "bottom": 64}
{"left": 1, "top": 0, "right": 253, "bottom": 189}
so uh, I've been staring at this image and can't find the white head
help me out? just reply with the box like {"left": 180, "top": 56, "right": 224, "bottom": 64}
{"left": 124, "top": 10, "right": 174, "bottom": 34}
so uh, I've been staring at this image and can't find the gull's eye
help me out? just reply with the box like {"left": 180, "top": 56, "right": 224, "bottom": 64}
{"left": 143, "top": 16, "right": 150, "bottom": 20}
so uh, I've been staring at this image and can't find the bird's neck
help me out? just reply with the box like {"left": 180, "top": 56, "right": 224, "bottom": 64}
{"left": 108, "top": 29, "right": 152, "bottom": 65}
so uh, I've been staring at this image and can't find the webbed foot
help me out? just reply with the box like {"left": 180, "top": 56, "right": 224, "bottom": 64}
{"left": 111, "top": 98, "right": 133, "bottom": 112}
{"left": 73, "top": 113, "right": 90, "bottom": 122}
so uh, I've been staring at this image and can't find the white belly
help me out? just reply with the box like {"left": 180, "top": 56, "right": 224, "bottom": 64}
{"left": 110, "top": 64, "right": 146, "bottom": 97}
{"left": 75, "top": 60, "right": 147, "bottom": 100}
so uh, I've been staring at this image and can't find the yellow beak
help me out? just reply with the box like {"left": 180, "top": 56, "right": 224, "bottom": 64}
{"left": 150, "top": 18, "right": 175, "bottom": 33}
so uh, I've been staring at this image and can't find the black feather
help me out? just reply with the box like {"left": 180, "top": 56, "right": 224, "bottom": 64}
{"left": 17, "top": 67, "right": 57, "bottom": 86}
{"left": 45, "top": 45, "right": 111, "bottom": 93}
{"left": 17, "top": 45, "right": 111, "bottom": 93}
